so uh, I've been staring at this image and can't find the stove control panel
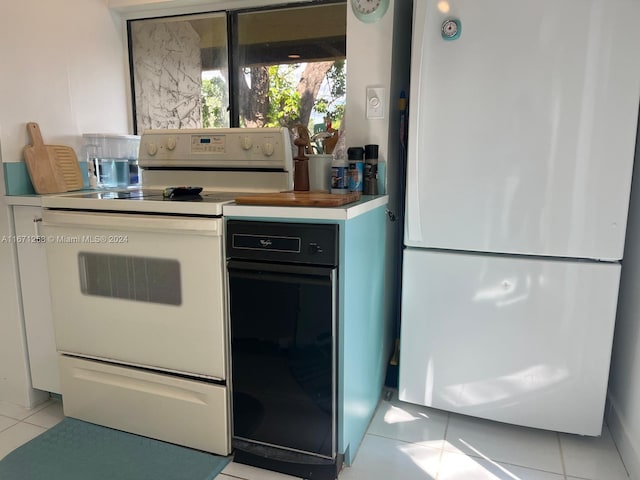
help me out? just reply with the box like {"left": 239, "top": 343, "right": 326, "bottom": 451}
{"left": 139, "top": 128, "right": 292, "bottom": 171}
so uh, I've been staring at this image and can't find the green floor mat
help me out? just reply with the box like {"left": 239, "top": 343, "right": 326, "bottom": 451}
{"left": 0, "top": 417, "right": 231, "bottom": 480}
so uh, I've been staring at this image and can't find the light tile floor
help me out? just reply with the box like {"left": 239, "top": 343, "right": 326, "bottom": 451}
{"left": 0, "top": 391, "right": 630, "bottom": 480}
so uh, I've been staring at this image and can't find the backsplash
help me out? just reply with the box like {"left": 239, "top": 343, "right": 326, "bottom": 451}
{"left": 3, "top": 162, "right": 36, "bottom": 195}
{"left": 4, "top": 162, "right": 88, "bottom": 196}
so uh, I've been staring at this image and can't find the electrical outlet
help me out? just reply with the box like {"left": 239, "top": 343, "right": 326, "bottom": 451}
{"left": 366, "top": 87, "right": 385, "bottom": 119}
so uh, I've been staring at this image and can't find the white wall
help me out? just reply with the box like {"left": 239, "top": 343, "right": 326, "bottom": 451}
{"left": 0, "top": 0, "right": 130, "bottom": 407}
{"left": 608, "top": 119, "right": 640, "bottom": 480}
{"left": 0, "top": 0, "right": 131, "bottom": 162}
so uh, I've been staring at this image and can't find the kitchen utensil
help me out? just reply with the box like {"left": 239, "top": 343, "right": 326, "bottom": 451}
{"left": 324, "top": 127, "right": 339, "bottom": 154}
{"left": 23, "top": 123, "right": 68, "bottom": 194}
{"left": 310, "top": 131, "right": 333, "bottom": 154}
{"left": 234, "top": 191, "right": 361, "bottom": 207}
{"left": 23, "top": 123, "right": 84, "bottom": 193}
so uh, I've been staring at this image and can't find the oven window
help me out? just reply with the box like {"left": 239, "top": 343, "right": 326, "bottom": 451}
{"left": 78, "top": 252, "right": 182, "bottom": 306}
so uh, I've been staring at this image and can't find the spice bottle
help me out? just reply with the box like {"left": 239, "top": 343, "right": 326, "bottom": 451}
{"left": 364, "top": 144, "right": 379, "bottom": 195}
{"left": 331, "top": 158, "right": 349, "bottom": 194}
{"left": 347, "top": 147, "right": 365, "bottom": 192}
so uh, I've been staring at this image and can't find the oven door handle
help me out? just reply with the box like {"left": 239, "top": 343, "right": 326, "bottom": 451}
{"left": 42, "top": 209, "right": 221, "bottom": 236}
{"left": 227, "top": 260, "right": 335, "bottom": 279}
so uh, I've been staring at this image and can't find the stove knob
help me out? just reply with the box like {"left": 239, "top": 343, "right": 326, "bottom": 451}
{"left": 146, "top": 142, "right": 158, "bottom": 156}
{"left": 240, "top": 136, "right": 253, "bottom": 150}
{"left": 263, "top": 142, "right": 274, "bottom": 156}
{"left": 166, "top": 136, "right": 177, "bottom": 151}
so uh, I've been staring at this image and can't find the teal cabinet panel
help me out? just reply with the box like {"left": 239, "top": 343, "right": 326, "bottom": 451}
{"left": 338, "top": 205, "right": 388, "bottom": 464}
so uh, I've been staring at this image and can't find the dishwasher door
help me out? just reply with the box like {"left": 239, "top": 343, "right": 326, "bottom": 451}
{"left": 228, "top": 260, "right": 337, "bottom": 459}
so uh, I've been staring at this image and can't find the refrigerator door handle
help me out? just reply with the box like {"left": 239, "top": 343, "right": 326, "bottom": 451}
{"left": 405, "top": 0, "right": 429, "bottom": 244}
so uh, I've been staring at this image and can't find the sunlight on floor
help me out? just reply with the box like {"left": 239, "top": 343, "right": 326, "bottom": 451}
{"left": 397, "top": 442, "right": 440, "bottom": 478}
{"left": 450, "top": 439, "right": 521, "bottom": 479}
{"left": 394, "top": 438, "right": 530, "bottom": 479}
{"left": 381, "top": 403, "right": 528, "bottom": 479}
{"left": 440, "top": 452, "right": 510, "bottom": 479}
{"left": 383, "top": 405, "right": 421, "bottom": 425}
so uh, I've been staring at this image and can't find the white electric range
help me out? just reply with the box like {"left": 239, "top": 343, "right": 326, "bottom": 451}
{"left": 40, "top": 128, "right": 293, "bottom": 455}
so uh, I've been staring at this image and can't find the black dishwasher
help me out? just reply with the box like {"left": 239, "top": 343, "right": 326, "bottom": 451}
{"left": 226, "top": 220, "right": 341, "bottom": 480}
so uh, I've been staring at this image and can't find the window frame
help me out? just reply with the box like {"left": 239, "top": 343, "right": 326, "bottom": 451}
{"left": 126, "top": 0, "right": 346, "bottom": 134}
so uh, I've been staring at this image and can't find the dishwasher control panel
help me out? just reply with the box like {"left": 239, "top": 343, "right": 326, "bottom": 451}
{"left": 226, "top": 220, "right": 338, "bottom": 267}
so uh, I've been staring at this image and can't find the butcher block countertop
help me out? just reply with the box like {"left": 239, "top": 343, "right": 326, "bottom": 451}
{"left": 234, "top": 191, "right": 362, "bottom": 207}
{"left": 224, "top": 194, "right": 388, "bottom": 221}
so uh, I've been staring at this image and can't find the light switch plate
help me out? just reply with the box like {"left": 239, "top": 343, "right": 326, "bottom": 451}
{"left": 366, "top": 87, "right": 385, "bottom": 119}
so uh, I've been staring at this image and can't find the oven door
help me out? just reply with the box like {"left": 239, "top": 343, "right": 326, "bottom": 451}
{"left": 42, "top": 209, "right": 226, "bottom": 379}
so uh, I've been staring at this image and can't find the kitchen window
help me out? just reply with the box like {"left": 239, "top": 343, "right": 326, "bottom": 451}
{"left": 128, "top": 1, "right": 346, "bottom": 135}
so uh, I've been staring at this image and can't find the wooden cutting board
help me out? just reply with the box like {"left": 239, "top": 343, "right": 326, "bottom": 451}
{"left": 51, "top": 143, "right": 84, "bottom": 191}
{"left": 23, "top": 123, "right": 67, "bottom": 194}
{"left": 235, "top": 191, "right": 361, "bottom": 207}
{"left": 23, "top": 123, "right": 84, "bottom": 194}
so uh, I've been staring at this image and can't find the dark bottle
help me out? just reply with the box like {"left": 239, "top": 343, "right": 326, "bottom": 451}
{"left": 364, "top": 144, "right": 379, "bottom": 195}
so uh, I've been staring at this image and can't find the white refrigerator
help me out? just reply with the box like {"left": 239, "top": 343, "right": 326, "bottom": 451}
{"left": 399, "top": 0, "right": 640, "bottom": 435}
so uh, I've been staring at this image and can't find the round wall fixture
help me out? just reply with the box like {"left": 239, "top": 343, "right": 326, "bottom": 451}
{"left": 351, "top": 0, "right": 390, "bottom": 23}
{"left": 441, "top": 18, "right": 462, "bottom": 40}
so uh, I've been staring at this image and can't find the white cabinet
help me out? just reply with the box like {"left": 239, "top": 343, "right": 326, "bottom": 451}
{"left": 13, "top": 205, "right": 60, "bottom": 394}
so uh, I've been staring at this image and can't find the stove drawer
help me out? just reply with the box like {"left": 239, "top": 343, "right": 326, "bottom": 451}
{"left": 59, "top": 355, "right": 230, "bottom": 455}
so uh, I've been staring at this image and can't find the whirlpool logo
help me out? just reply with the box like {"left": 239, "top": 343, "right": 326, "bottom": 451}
{"left": 259, "top": 239, "right": 273, "bottom": 247}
